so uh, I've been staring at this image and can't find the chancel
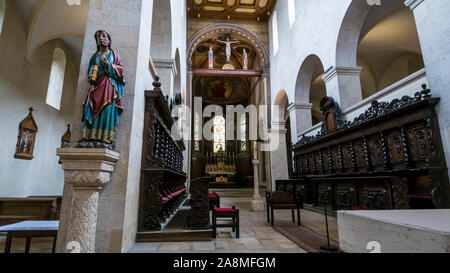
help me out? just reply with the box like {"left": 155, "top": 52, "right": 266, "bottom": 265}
{"left": 0, "top": 0, "right": 450, "bottom": 254}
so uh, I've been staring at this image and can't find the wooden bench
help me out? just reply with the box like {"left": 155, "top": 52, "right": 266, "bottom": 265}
{"left": 0, "top": 197, "right": 61, "bottom": 226}
{"left": 0, "top": 221, "right": 58, "bottom": 253}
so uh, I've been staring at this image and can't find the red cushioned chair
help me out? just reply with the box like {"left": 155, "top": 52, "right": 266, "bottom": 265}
{"left": 266, "top": 191, "right": 303, "bottom": 226}
{"left": 212, "top": 206, "right": 239, "bottom": 239}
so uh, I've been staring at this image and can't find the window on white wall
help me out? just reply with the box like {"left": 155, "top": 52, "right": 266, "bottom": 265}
{"left": 272, "top": 11, "right": 279, "bottom": 56}
{"left": 46, "top": 48, "right": 66, "bottom": 110}
{"left": 0, "top": 0, "right": 5, "bottom": 36}
{"left": 288, "top": 0, "right": 296, "bottom": 28}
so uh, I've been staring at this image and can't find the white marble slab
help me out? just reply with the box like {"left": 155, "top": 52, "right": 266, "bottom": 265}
{"left": 338, "top": 210, "right": 450, "bottom": 253}
{"left": 0, "top": 221, "right": 59, "bottom": 231}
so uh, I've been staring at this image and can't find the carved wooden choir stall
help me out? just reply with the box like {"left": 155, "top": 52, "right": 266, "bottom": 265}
{"left": 283, "top": 85, "right": 450, "bottom": 211}
{"left": 137, "top": 90, "right": 187, "bottom": 232}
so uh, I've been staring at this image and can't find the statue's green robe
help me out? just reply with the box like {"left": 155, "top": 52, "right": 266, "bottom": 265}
{"left": 82, "top": 50, "right": 125, "bottom": 144}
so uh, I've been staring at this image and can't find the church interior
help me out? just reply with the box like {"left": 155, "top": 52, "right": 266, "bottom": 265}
{"left": 0, "top": 0, "right": 449, "bottom": 254}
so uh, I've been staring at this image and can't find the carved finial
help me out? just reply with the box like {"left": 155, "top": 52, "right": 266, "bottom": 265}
{"left": 29, "top": 107, "right": 34, "bottom": 113}
{"left": 421, "top": 84, "right": 431, "bottom": 99}
{"left": 153, "top": 75, "right": 162, "bottom": 90}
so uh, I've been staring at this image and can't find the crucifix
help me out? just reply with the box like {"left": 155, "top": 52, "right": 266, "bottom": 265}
{"left": 217, "top": 37, "right": 239, "bottom": 63}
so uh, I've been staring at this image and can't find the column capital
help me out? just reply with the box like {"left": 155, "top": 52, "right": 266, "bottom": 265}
{"left": 323, "top": 66, "right": 363, "bottom": 83}
{"left": 404, "top": 0, "right": 424, "bottom": 10}
{"left": 153, "top": 58, "right": 177, "bottom": 75}
{"left": 288, "top": 102, "right": 313, "bottom": 113}
{"left": 57, "top": 148, "right": 120, "bottom": 189}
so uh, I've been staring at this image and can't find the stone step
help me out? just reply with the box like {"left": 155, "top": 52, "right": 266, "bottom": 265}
{"left": 209, "top": 188, "right": 264, "bottom": 197}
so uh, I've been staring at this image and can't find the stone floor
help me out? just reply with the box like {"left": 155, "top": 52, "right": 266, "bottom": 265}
{"left": 0, "top": 197, "right": 338, "bottom": 253}
{"left": 127, "top": 197, "right": 338, "bottom": 253}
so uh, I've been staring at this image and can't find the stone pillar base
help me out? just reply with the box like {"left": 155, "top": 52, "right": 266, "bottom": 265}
{"left": 57, "top": 148, "right": 119, "bottom": 253}
{"left": 251, "top": 199, "right": 265, "bottom": 212}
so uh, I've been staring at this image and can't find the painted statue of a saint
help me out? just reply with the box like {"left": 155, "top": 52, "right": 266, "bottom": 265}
{"left": 208, "top": 46, "right": 214, "bottom": 69}
{"left": 243, "top": 49, "right": 248, "bottom": 70}
{"left": 79, "top": 30, "right": 125, "bottom": 148}
{"left": 217, "top": 37, "right": 239, "bottom": 63}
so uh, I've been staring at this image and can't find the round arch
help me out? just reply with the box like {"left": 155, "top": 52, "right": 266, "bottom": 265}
{"left": 186, "top": 23, "right": 270, "bottom": 68}
{"left": 274, "top": 89, "right": 289, "bottom": 122}
{"left": 295, "top": 54, "right": 326, "bottom": 104}
{"left": 335, "top": 0, "right": 372, "bottom": 67}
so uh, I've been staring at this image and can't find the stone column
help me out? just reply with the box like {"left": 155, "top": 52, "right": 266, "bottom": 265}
{"left": 269, "top": 121, "right": 289, "bottom": 189}
{"left": 287, "top": 102, "right": 313, "bottom": 143}
{"left": 323, "top": 66, "right": 363, "bottom": 110}
{"left": 251, "top": 142, "right": 264, "bottom": 212}
{"left": 57, "top": 0, "right": 154, "bottom": 253}
{"left": 57, "top": 148, "right": 119, "bottom": 253}
{"left": 406, "top": 0, "right": 450, "bottom": 203}
{"left": 153, "top": 58, "right": 176, "bottom": 97}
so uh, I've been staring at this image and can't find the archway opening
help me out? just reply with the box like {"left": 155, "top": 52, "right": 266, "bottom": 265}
{"left": 294, "top": 55, "right": 326, "bottom": 128}
{"left": 357, "top": 1, "right": 424, "bottom": 98}
{"left": 336, "top": 0, "right": 424, "bottom": 101}
{"left": 46, "top": 48, "right": 67, "bottom": 110}
{"left": 187, "top": 24, "right": 270, "bottom": 189}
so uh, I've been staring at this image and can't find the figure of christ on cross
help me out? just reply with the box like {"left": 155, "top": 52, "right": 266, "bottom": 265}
{"left": 217, "top": 37, "right": 240, "bottom": 64}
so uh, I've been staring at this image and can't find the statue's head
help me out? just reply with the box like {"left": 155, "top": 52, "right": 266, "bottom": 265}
{"left": 95, "top": 30, "right": 112, "bottom": 51}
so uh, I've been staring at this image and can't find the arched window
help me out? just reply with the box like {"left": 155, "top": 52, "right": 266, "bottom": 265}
{"left": 213, "top": 115, "right": 226, "bottom": 153}
{"left": 194, "top": 112, "right": 201, "bottom": 152}
{"left": 272, "top": 11, "right": 279, "bottom": 56}
{"left": 288, "top": 0, "right": 296, "bottom": 28}
{"left": 0, "top": 0, "right": 5, "bottom": 37}
{"left": 240, "top": 115, "right": 247, "bottom": 152}
{"left": 46, "top": 48, "right": 66, "bottom": 110}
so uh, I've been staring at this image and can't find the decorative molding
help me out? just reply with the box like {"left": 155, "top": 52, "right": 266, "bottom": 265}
{"left": 322, "top": 66, "right": 363, "bottom": 83}
{"left": 404, "top": 0, "right": 425, "bottom": 10}
{"left": 293, "top": 85, "right": 431, "bottom": 148}
{"left": 152, "top": 58, "right": 177, "bottom": 75}
{"left": 288, "top": 103, "right": 313, "bottom": 113}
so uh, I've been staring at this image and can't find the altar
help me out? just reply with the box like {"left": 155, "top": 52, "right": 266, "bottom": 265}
{"left": 205, "top": 151, "right": 236, "bottom": 184}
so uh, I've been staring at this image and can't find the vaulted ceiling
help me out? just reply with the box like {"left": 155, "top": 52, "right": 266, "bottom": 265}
{"left": 187, "top": 0, "right": 277, "bottom": 22}
{"left": 13, "top": 0, "right": 88, "bottom": 60}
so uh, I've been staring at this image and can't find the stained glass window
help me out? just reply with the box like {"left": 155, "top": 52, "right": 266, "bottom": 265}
{"left": 194, "top": 113, "right": 201, "bottom": 151}
{"left": 214, "top": 115, "right": 226, "bottom": 153}
{"left": 240, "top": 115, "right": 247, "bottom": 152}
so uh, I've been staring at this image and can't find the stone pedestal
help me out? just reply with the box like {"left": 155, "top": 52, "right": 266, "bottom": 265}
{"left": 57, "top": 148, "right": 119, "bottom": 253}
{"left": 251, "top": 159, "right": 265, "bottom": 212}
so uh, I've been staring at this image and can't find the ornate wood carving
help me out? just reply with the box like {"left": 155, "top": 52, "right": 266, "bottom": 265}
{"left": 291, "top": 85, "right": 450, "bottom": 209}
{"left": 190, "top": 177, "right": 210, "bottom": 230}
{"left": 138, "top": 90, "right": 187, "bottom": 232}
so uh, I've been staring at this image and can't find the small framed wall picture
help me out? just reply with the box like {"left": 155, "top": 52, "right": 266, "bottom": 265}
{"left": 14, "top": 107, "right": 38, "bottom": 160}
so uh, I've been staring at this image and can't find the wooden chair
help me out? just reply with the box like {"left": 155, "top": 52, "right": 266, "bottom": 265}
{"left": 212, "top": 206, "right": 239, "bottom": 239}
{"left": 266, "top": 191, "right": 303, "bottom": 226}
